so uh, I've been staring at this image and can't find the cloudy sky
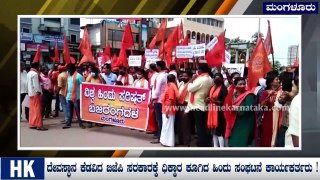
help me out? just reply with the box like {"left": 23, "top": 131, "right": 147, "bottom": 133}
{"left": 224, "top": 16, "right": 301, "bottom": 66}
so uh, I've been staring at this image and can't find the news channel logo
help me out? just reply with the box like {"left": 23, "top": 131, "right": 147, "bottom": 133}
{"left": 263, "top": 2, "right": 318, "bottom": 14}
{"left": 1, "top": 158, "right": 45, "bottom": 179}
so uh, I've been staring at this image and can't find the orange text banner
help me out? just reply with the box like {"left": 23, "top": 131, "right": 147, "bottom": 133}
{"left": 80, "top": 83, "right": 150, "bottom": 130}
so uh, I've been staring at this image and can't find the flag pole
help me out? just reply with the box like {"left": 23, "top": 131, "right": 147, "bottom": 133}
{"left": 258, "top": 18, "right": 261, "bottom": 40}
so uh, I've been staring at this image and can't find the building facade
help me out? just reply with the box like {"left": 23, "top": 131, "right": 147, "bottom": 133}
{"left": 20, "top": 18, "right": 81, "bottom": 65}
{"left": 164, "top": 17, "right": 224, "bottom": 45}
{"left": 287, "top": 45, "right": 299, "bottom": 66}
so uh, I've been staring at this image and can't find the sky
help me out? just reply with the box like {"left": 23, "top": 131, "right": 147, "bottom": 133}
{"left": 224, "top": 17, "right": 301, "bottom": 66}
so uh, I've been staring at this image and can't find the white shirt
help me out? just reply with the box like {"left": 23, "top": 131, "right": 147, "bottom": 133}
{"left": 20, "top": 70, "right": 28, "bottom": 94}
{"left": 285, "top": 93, "right": 300, "bottom": 147}
{"left": 152, "top": 71, "right": 167, "bottom": 103}
{"left": 186, "top": 74, "right": 213, "bottom": 112}
{"left": 117, "top": 74, "right": 134, "bottom": 86}
{"left": 27, "top": 70, "right": 42, "bottom": 97}
{"left": 150, "top": 72, "right": 158, "bottom": 90}
{"left": 133, "top": 78, "right": 149, "bottom": 89}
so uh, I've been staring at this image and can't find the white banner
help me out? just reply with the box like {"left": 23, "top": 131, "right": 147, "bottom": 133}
{"left": 41, "top": 158, "right": 319, "bottom": 179}
{"left": 206, "top": 37, "right": 218, "bottom": 51}
{"left": 145, "top": 58, "right": 160, "bottom": 69}
{"left": 221, "top": 63, "right": 245, "bottom": 78}
{"left": 192, "top": 43, "right": 206, "bottom": 57}
{"left": 176, "top": 46, "right": 194, "bottom": 58}
{"left": 128, "top": 55, "right": 142, "bottom": 67}
{"left": 145, "top": 49, "right": 159, "bottom": 59}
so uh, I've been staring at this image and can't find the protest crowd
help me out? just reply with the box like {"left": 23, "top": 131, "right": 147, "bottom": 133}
{"left": 20, "top": 19, "right": 300, "bottom": 148}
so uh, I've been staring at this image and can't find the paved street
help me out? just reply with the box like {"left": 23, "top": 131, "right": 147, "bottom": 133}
{"left": 20, "top": 118, "right": 163, "bottom": 148}
{"left": 20, "top": 101, "right": 163, "bottom": 148}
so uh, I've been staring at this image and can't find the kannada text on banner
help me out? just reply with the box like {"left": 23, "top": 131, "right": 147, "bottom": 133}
{"left": 81, "top": 83, "right": 150, "bottom": 130}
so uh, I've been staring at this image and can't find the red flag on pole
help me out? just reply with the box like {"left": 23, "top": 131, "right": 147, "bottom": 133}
{"left": 33, "top": 46, "right": 41, "bottom": 63}
{"left": 102, "top": 43, "right": 111, "bottom": 64}
{"left": 118, "top": 47, "right": 128, "bottom": 68}
{"left": 165, "top": 26, "right": 179, "bottom": 53}
{"left": 158, "top": 40, "right": 165, "bottom": 59}
{"left": 121, "top": 24, "right": 134, "bottom": 49}
{"left": 148, "top": 19, "right": 167, "bottom": 50}
{"left": 178, "top": 20, "right": 184, "bottom": 42}
{"left": 51, "top": 40, "right": 60, "bottom": 63}
{"left": 63, "top": 35, "right": 71, "bottom": 64}
{"left": 79, "top": 27, "right": 94, "bottom": 65}
{"left": 111, "top": 54, "right": 119, "bottom": 70}
{"left": 247, "top": 37, "right": 272, "bottom": 89}
{"left": 205, "top": 30, "right": 225, "bottom": 68}
{"left": 264, "top": 20, "right": 274, "bottom": 56}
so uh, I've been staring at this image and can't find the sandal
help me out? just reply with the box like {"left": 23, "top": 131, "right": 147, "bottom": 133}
{"left": 36, "top": 127, "right": 48, "bottom": 131}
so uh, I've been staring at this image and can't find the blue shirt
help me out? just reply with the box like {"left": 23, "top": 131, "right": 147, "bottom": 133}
{"left": 101, "top": 73, "right": 117, "bottom": 85}
{"left": 66, "top": 73, "right": 83, "bottom": 101}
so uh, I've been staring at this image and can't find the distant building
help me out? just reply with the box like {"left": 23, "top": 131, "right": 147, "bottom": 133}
{"left": 20, "top": 18, "right": 81, "bottom": 65}
{"left": 287, "top": 45, "right": 299, "bottom": 66}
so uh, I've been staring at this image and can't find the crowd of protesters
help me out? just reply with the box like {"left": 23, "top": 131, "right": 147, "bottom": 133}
{"left": 20, "top": 60, "right": 299, "bottom": 148}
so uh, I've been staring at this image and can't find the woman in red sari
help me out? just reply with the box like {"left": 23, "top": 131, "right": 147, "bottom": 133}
{"left": 260, "top": 74, "right": 281, "bottom": 147}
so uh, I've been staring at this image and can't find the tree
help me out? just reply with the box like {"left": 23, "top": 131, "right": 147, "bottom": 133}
{"left": 251, "top": 32, "right": 264, "bottom": 45}
{"left": 269, "top": 60, "right": 281, "bottom": 71}
{"left": 227, "top": 37, "right": 248, "bottom": 63}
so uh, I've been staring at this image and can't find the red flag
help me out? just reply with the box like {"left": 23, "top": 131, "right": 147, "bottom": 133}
{"left": 178, "top": 20, "right": 184, "bottom": 42}
{"left": 33, "top": 46, "right": 41, "bottom": 63}
{"left": 264, "top": 20, "right": 274, "bottom": 56}
{"left": 248, "top": 37, "right": 272, "bottom": 89}
{"left": 111, "top": 54, "right": 119, "bottom": 69}
{"left": 70, "top": 56, "right": 76, "bottom": 64}
{"left": 118, "top": 47, "right": 128, "bottom": 68}
{"left": 165, "top": 26, "right": 179, "bottom": 53}
{"left": 63, "top": 35, "right": 71, "bottom": 64}
{"left": 79, "top": 27, "right": 94, "bottom": 65}
{"left": 148, "top": 19, "right": 167, "bottom": 49}
{"left": 205, "top": 30, "right": 225, "bottom": 68}
{"left": 121, "top": 24, "right": 134, "bottom": 49}
{"left": 51, "top": 40, "right": 60, "bottom": 63}
{"left": 102, "top": 43, "right": 111, "bottom": 64}
{"left": 158, "top": 40, "right": 165, "bottom": 59}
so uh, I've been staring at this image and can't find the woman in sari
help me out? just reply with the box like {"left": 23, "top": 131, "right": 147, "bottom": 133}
{"left": 260, "top": 74, "right": 281, "bottom": 147}
{"left": 226, "top": 77, "right": 256, "bottom": 147}
{"left": 206, "top": 73, "right": 228, "bottom": 147}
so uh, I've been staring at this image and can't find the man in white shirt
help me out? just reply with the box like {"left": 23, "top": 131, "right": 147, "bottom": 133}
{"left": 150, "top": 61, "right": 167, "bottom": 144}
{"left": 20, "top": 63, "right": 28, "bottom": 121}
{"left": 117, "top": 66, "right": 134, "bottom": 86}
{"left": 133, "top": 68, "right": 149, "bottom": 89}
{"left": 285, "top": 76, "right": 300, "bottom": 147}
{"left": 187, "top": 63, "right": 213, "bottom": 147}
{"left": 27, "top": 62, "right": 47, "bottom": 131}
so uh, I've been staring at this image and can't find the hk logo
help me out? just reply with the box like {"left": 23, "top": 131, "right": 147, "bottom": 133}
{"left": 1, "top": 158, "right": 45, "bottom": 179}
